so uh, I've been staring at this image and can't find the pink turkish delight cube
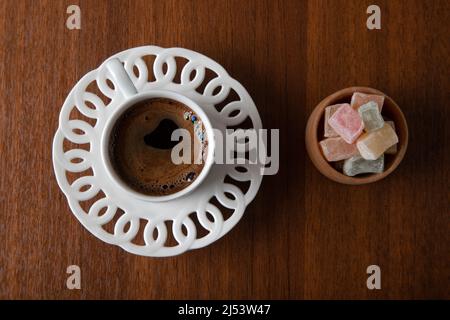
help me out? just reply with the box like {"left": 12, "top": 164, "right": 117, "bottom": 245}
{"left": 328, "top": 103, "right": 364, "bottom": 144}
{"left": 319, "top": 137, "right": 359, "bottom": 162}
{"left": 350, "top": 92, "right": 385, "bottom": 111}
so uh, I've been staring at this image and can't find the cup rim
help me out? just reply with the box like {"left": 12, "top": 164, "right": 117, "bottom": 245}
{"left": 305, "top": 86, "right": 408, "bottom": 185}
{"left": 101, "top": 89, "right": 215, "bottom": 202}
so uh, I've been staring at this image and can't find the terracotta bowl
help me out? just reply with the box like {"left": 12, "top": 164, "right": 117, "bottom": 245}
{"left": 305, "top": 87, "right": 408, "bottom": 185}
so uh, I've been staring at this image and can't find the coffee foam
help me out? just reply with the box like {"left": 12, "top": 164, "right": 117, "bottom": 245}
{"left": 108, "top": 98, "right": 207, "bottom": 196}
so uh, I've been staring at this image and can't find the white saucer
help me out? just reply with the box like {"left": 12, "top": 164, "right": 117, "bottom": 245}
{"left": 53, "top": 46, "right": 263, "bottom": 257}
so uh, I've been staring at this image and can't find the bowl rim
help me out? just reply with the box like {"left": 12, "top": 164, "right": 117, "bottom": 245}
{"left": 305, "top": 86, "right": 409, "bottom": 185}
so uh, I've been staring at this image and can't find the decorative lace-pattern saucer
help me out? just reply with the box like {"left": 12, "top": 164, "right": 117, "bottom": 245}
{"left": 53, "top": 46, "right": 263, "bottom": 257}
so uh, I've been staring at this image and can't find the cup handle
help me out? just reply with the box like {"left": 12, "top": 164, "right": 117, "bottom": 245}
{"left": 105, "top": 58, "right": 137, "bottom": 99}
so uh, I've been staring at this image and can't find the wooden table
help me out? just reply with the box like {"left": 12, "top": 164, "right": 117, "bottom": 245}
{"left": 0, "top": 0, "right": 448, "bottom": 299}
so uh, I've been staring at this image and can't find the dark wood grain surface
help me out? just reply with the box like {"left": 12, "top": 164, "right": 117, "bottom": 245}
{"left": 0, "top": 0, "right": 448, "bottom": 299}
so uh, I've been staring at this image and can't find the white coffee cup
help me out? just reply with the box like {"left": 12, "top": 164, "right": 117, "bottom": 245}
{"left": 101, "top": 59, "right": 215, "bottom": 202}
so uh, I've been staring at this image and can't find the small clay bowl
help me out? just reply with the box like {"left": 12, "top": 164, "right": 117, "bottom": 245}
{"left": 305, "top": 87, "right": 408, "bottom": 185}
